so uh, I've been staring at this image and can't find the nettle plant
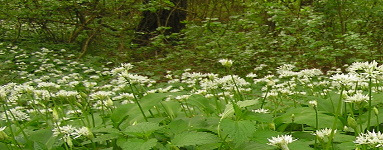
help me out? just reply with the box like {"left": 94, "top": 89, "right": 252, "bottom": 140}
{"left": 2, "top": 45, "right": 383, "bottom": 150}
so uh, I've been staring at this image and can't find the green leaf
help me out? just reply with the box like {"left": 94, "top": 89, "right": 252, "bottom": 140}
{"left": 160, "top": 101, "right": 182, "bottom": 119}
{"left": 92, "top": 127, "right": 121, "bottom": 134}
{"left": 167, "top": 119, "right": 189, "bottom": 135}
{"left": 289, "top": 140, "right": 313, "bottom": 150}
{"left": 221, "top": 104, "right": 235, "bottom": 119}
{"left": 118, "top": 138, "right": 157, "bottom": 150}
{"left": 274, "top": 107, "right": 342, "bottom": 129}
{"left": 220, "top": 119, "right": 255, "bottom": 144}
{"left": 111, "top": 103, "right": 134, "bottom": 127}
{"left": 82, "top": 133, "right": 120, "bottom": 144}
{"left": 188, "top": 94, "right": 217, "bottom": 114}
{"left": 237, "top": 100, "right": 259, "bottom": 107}
{"left": 28, "top": 129, "right": 54, "bottom": 149}
{"left": 124, "top": 122, "right": 161, "bottom": 136}
{"left": 171, "top": 131, "right": 219, "bottom": 147}
{"left": 234, "top": 141, "right": 274, "bottom": 150}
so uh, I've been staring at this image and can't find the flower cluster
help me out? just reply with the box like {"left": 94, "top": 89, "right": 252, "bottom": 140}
{"left": 268, "top": 135, "right": 297, "bottom": 150}
{"left": 354, "top": 130, "right": 383, "bottom": 148}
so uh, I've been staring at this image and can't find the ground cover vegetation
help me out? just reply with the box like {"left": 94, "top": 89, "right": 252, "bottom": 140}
{"left": 2, "top": 0, "right": 383, "bottom": 150}
{"left": 3, "top": 44, "right": 383, "bottom": 149}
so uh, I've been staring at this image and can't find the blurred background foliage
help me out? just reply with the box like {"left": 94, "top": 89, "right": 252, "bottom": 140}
{"left": 1, "top": 0, "right": 383, "bottom": 76}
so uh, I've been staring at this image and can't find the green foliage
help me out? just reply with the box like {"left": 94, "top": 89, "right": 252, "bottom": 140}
{"left": 170, "top": 131, "right": 220, "bottom": 147}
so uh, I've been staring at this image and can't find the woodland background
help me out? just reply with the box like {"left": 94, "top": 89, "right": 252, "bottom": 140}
{"left": 1, "top": 0, "right": 383, "bottom": 75}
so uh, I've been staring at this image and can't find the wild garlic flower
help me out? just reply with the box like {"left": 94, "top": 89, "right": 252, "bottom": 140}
{"left": 246, "top": 72, "right": 258, "bottom": 78}
{"left": 90, "top": 91, "right": 115, "bottom": 100}
{"left": 55, "top": 90, "right": 79, "bottom": 98}
{"left": 111, "top": 63, "right": 134, "bottom": 74}
{"left": 218, "top": 59, "right": 233, "bottom": 68}
{"left": 252, "top": 108, "right": 269, "bottom": 113}
{"left": 348, "top": 61, "right": 380, "bottom": 78}
{"left": 330, "top": 74, "right": 360, "bottom": 84}
{"left": 355, "top": 130, "right": 383, "bottom": 148}
{"left": 1, "top": 107, "right": 30, "bottom": 122}
{"left": 309, "top": 100, "right": 317, "bottom": 108}
{"left": 267, "top": 135, "right": 297, "bottom": 150}
{"left": 344, "top": 93, "right": 368, "bottom": 103}
{"left": 313, "top": 128, "right": 336, "bottom": 140}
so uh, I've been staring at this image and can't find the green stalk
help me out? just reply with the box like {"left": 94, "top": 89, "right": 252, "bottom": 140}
{"left": 3, "top": 104, "right": 29, "bottom": 142}
{"left": 228, "top": 68, "right": 243, "bottom": 102}
{"left": 1, "top": 104, "right": 22, "bottom": 149}
{"left": 367, "top": 77, "right": 372, "bottom": 130}
{"left": 128, "top": 81, "right": 148, "bottom": 122}
{"left": 327, "top": 85, "right": 344, "bottom": 149}
{"left": 260, "top": 86, "right": 270, "bottom": 109}
{"left": 314, "top": 107, "right": 319, "bottom": 149}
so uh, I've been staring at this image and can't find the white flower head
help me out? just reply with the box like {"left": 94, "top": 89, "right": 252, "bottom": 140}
{"left": 252, "top": 108, "right": 269, "bottom": 113}
{"left": 330, "top": 73, "right": 360, "bottom": 84}
{"left": 313, "top": 128, "right": 336, "bottom": 140}
{"left": 344, "top": 93, "right": 368, "bottom": 103}
{"left": 355, "top": 130, "right": 383, "bottom": 148}
{"left": 268, "top": 135, "right": 297, "bottom": 150}
{"left": 309, "top": 100, "right": 317, "bottom": 108}
{"left": 218, "top": 59, "right": 233, "bottom": 68}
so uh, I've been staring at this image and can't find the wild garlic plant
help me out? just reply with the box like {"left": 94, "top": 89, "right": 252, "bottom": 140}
{"left": 4, "top": 44, "right": 383, "bottom": 149}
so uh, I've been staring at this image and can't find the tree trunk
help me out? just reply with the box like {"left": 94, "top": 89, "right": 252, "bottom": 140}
{"left": 135, "top": 0, "right": 187, "bottom": 45}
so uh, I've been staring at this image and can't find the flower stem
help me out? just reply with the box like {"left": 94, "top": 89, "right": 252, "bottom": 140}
{"left": 128, "top": 81, "right": 148, "bottom": 122}
{"left": 367, "top": 77, "right": 372, "bottom": 130}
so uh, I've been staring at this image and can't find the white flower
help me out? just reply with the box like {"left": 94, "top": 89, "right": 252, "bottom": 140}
{"left": 73, "top": 127, "right": 93, "bottom": 139}
{"left": 218, "top": 59, "right": 233, "bottom": 68}
{"left": 252, "top": 108, "right": 269, "bottom": 113}
{"left": 246, "top": 72, "right": 258, "bottom": 78}
{"left": 344, "top": 93, "right": 368, "bottom": 103}
{"left": 2, "top": 107, "right": 30, "bottom": 122}
{"left": 268, "top": 135, "right": 297, "bottom": 150}
{"left": 52, "top": 125, "right": 76, "bottom": 137}
{"left": 348, "top": 61, "right": 380, "bottom": 78}
{"left": 330, "top": 73, "right": 360, "bottom": 84}
{"left": 355, "top": 130, "right": 383, "bottom": 148}
{"left": 313, "top": 128, "right": 336, "bottom": 140}
{"left": 309, "top": 100, "right": 317, "bottom": 108}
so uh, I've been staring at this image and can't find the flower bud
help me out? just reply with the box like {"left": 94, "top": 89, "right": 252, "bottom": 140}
{"left": 291, "top": 114, "right": 295, "bottom": 123}
{"left": 347, "top": 116, "right": 358, "bottom": 129}
{"left": 374, "top": 107, "right": 379, "bottom": 116}
{"left": 106, "top": 98, "right": 113, "bottom": 107}
{"left": 66, "top": 136, "right": 73, "bottom": 147}
{"left": 269, "top": 123, "right": 276, "bottom": 131}
{"left": 0, "top": 127, "right": 8, "bottom": 141}
{"left": 52, "top": 108, "right": 59, "bottom": 121}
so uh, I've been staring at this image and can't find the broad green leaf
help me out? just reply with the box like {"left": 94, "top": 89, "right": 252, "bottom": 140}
{"left": 167, "top": 119, "right": 189, "bottom": 135}
{"left": 188, "top": 94, "right": 217, "bottom": 114}
{"left": 234, "top": 141, "right": 274, "bottom": 150}
{"left": 160, "top": 101, "right": 182, "bottom": 119}
{"left": 220, "top": 119, "right": 256, "bottom": 144}
{"left": 237, "top": 100, "right": 258, "bottom": 107}
{"left": 118, "top": 138, "right": 157, "bottom": 150}
{"left": 335, "top": 141, "right": 356, "bottom": 150}
{"left": 111, "top": 103, "right": 134, "bottom": 127}
{"left": 124, "top": 122, "right": 161, "bottom": 136}
{"left": 82, "top": 133, "right": 120, "bottom": 144}
{"left": 171, "top": 131, "right": 220, "bottom": 147}
{"left": 221, "top": 104, "right": 235, "bottom": 119}
{"left": 274, "top": 107, "right": 342, "bottom": 129}
{"left": 252, "top": 130, "right": 281, "bottom": 144}
{"left": 28, "top": 129, "right": 54, "bottom": 149}
{"left": 92, "top": 127, "right": 121, "bottom": 134}
{"left": 289, "top": 140, "right": 313, "bottom": 150}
